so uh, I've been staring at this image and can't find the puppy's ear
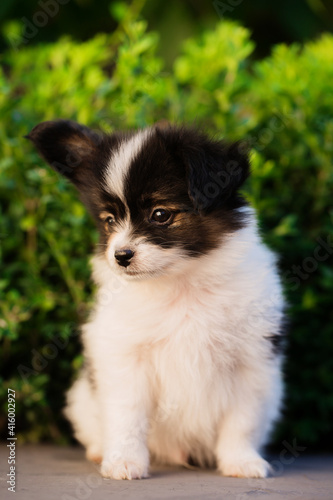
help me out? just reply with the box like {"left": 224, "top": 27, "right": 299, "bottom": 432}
{"left": 184, "top": 135, "right": 250, "bottom": 213}
{"left": 26, "top": 120, "right": 102, "bottom": 186}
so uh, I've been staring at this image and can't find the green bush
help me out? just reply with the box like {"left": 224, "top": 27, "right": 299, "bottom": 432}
{"left": 247, "top": 38, "right": 333, "bottom": 446}
{"left": 1, "top": 11, "right": 332, "bottom": 449}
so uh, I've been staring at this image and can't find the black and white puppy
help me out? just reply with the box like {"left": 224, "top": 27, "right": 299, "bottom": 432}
{"left": 27, "top": 120, "right": 284, "bottom": 479}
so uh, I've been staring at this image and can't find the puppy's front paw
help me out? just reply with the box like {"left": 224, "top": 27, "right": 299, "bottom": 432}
{"left": 101, "top": 458, "right": 149, "bottom": 480}
{"left": 219, "top": 453, "right": 271, "bottom": 478}
{"left": 101, "top": 445, "right": 149, "bottom": 480}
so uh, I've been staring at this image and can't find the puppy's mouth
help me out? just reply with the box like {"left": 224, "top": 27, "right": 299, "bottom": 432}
{"left": 118, "top": 263, "right": 172, "bottom": 280}
{"left": 124, "top": 268, "right": 162, "bottom": 279}
{"left": 124, "top": 270, "right": 142, "bottom": 277}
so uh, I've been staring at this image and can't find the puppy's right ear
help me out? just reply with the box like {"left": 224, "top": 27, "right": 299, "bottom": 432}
{"left": 26, "top": 120, "right": 102, "bottom": 186}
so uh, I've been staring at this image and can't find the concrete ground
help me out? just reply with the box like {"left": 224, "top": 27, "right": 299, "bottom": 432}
{"left": 1, "top": 445, "right": 332, "bottom": 500}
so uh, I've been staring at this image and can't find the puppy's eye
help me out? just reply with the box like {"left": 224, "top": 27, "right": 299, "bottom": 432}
{"left": 151, "top": 208, "right": 172, "bottom": 225}
{"left": 104, "top": 215, "right": 114, "bottom": 226}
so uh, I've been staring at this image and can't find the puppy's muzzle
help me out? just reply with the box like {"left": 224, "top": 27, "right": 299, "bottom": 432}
{"left": 114, "top": 249, "right": 134, "bottom": 268}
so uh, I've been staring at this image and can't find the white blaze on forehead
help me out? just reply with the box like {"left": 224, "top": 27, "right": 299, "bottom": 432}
{"left": 105, "top": 128, "right": 151, "bottom": 200}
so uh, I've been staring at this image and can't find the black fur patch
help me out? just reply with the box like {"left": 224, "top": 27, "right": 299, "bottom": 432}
{"left": 266, "top": 317, "right": 288, "bottom": 356}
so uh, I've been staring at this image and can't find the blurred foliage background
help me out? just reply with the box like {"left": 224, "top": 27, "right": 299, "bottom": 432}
{"left": 0, "top": 0, "right": 332, "bottom": 451}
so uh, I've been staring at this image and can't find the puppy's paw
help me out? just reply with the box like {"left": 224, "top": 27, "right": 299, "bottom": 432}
{"left": 101, "top": 458, "right": 149, "bottom": 480}
{"left": 219, "top": 454, "right": 271, "bottom": 478}
{"left": 101, "top": 444, "right": 150, "bottom": 480}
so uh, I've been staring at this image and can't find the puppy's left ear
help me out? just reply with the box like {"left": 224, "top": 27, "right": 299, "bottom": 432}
{"left": 184, "top": 135, "right": 250, "bottom": 213}
{"left": 25, "top": 120, "right": 102, "bottom": 187}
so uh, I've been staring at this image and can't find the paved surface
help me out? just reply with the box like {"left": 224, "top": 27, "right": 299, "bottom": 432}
{"left": 1, "top": 445, "right": 333, "bottom": 499}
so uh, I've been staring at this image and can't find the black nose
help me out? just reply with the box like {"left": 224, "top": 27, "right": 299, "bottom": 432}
{"left": 114, "top": 249, "right": 134, "bottom": 267}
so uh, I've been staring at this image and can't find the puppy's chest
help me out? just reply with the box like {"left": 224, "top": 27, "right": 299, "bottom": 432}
{"left": 146, "top": 286, "right": 235, "bottom": 429}
{"left": 108, "top": 280, "right": 239, "bottom": 367}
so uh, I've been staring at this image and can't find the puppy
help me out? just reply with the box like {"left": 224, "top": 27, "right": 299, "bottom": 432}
{"left": 27, "top": 120, "right": 285, "bottom": 479}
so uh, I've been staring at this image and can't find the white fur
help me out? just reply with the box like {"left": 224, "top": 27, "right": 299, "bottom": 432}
{"left": 65, "top": 209, "right": 284, "bottom": 480}
{"left": 105, "top": 129, "right": 151, "bottom": 200}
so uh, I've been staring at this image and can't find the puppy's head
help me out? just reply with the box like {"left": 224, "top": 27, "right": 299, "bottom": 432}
{"left": 27, "top": 120, "right": 250, "bottom": 280}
